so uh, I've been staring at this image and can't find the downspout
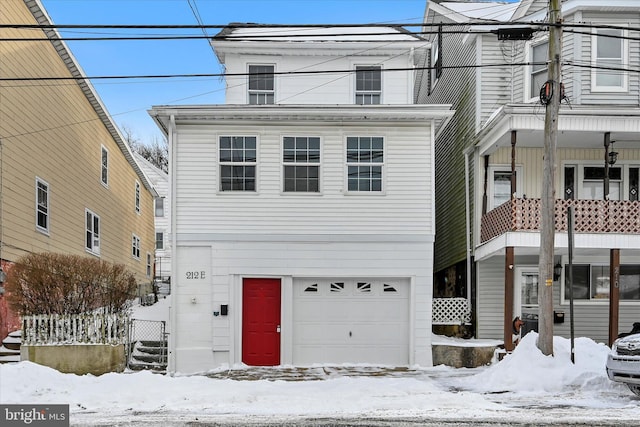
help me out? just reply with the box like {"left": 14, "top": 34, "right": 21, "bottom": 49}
{"left": 464, "top": 147, "right": 472, "bottom": 303}
{"left": 168, "top": 113, "right": 177, "bottom": 375}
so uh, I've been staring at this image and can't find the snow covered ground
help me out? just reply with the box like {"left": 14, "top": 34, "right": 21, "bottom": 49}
{"left": 2, "top": 298, "right": 640, "bottom": 426}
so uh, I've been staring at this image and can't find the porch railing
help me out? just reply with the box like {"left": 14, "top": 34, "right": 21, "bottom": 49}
{"left": 22, "top": 313, "right": 128, "bottom": 345}
{"left": 481, "top": 198, "right": 640, "bottom": 243}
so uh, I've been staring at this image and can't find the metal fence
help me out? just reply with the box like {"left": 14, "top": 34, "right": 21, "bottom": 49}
{"left": 127, "top": 319, "right": 168, "bottom": 370}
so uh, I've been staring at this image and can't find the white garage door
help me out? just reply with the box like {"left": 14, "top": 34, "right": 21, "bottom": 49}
{"left": 292, "top": 278, "right": 410, "bottom": 365}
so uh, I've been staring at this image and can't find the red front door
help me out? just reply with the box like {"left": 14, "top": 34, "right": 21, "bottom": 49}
{"left": 242, "top": 278, "right": 281, "bottom": 366}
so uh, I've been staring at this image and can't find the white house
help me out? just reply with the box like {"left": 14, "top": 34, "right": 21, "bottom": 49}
{"left": 421, "top": 0, "right": 640, "bottom": 349}
{"left": 150, "top": 25, "right": 453, "bottom": 373}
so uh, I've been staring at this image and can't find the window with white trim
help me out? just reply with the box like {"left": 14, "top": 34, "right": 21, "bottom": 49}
{"left": 135, "top": 181, "right": 141, "bottom": 213}
{"left": 529, "top": 41, "right": 548, "bottom": 100}
{"left": 248, "top": 64, "right": 274, "bottom": 105}
{"left": 283, "top": 136, "right": 320, "bottom": 192}
{"left": 346, "top": 136, "right": 383, "bottom": 192}
{"left": 101, "top": 146, "right": 109, "bottom": 186}
{"left": 85, "top": 209, "right": 100, "bottom": 255}
{"left": 36, "top": 178, "right": 49, "bottom": 233}
{"left": 219, "top": 136, "right": 257, "bottom": 191}
{"left": 355, "top": 66, "right": 381, "bottom": 105}
{"left": 156, "top": 232, "right": 164, "bottom": 250}
{"left": 487, "top": 166, "right": 522, "bottom": 210}
{"left": 132, "top": 234, "right": 141, "bottom": 259}
{"left": 592, "top": 27, "right": 628, "bottom": 92}
{"left": 564, "top": 165, "right": 622, "bottom": 201}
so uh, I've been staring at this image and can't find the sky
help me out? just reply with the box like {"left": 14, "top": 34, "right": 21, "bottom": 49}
{"left": 38, "top": 0, "right": 429, "bottom": 144}
{"left": 3, "top": 297, "right": 640, "bottom": 425}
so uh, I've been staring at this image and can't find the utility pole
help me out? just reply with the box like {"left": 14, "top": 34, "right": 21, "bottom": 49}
{"left": 537, "top": 0, "right": 562, "bottom": 356}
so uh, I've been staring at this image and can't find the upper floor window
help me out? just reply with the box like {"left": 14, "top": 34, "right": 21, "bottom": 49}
{"left": 283, "top": 136, "right": 320, "bottom": 193}
{"left": 146, "top": 253, "right": 152, "bottom": 278}
{"left": 135, "top": 181, "right": 141, "bottom": 213}
{"left": 219, "top": 136, "right": 257, "bottom": 191}
{"left": 101, "top": 146, "right": 109, "bottom": 186}
{"left": 36, "top": 177, "right": 49, "bottom": 233}
{"left": 355, "top": 66, "right": 381, "bottom": 105}
{"left": 592, "top": 27, "right": 628, "bottom": 92}
{"left": 132, "top": 234, "right": 141, "bottom": 260}
{"left": 346, "top": 136, "right": 383, "bottom": 192}
{"left": 430, "top": 35, "right": 441, "bottom": 93}
{"left": 155, "top": 197, "right": 164, "bottom": 217}
{"left": 248, "top": 65, "right": 274, "bottom": 105}
{"left": 487, "top": 166, "right": 522, "bottom": 210}
{"left": 156, "top": 232, "right": 164, "bottom": 250}
{"left": 85, "top": 209, "right": 100, "bottom": 256}
{"left": 529, "top": 41, "right": 548, "bottom": 100}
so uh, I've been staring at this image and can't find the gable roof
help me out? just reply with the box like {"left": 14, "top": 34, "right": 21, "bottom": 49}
{"left": 24, "top": 0, "right": 157, "bottom": 196}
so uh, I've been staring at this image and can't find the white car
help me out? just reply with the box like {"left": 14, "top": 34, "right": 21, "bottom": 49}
{"left": 607, "top": 332, "right": 640, "bottom": 396}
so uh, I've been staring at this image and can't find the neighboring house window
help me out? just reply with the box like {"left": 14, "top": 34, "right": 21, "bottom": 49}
{"left": 146, "top": 253, "right": 152, "bottom": 278}
{"left": 132, "top": 234, "right": 141, "bottom": 259}
{"left": 563, "top": 264, "right": 640, "bottom": 301}
{"left": 156, "top": 232, "right": 164, "bottom": 250}
{"left": 346, "top": 136, "right": 383, "bottom": 192}
{"left": 36, "top": 178, "right": 49, "bottom": 233}
{"left": 135, "top": 181, "right": 141, "bottom": 213}
{"left": 430, "top": 34, "right": 441, "bottom": 92}
{"left": 101, "top": 146, "right": 109, "bottom": 186}
{"left": 155, "top": 197, "right": 164, "bottom": 217}
{"left": 355, "top": 66, "right": 381, "bottom": 105}
{"left": 248, "top": 65, "right": 274, "bottom": 105}
{"left": 487, "top": 166, "right": 521, "bottom": 210}
{"left": 219, "top": 136, "right": 257, "bottom": 191}
{"left": 529, "top": 41, "right": 548, "bottom": 100}
{"left": 592, "top": 27, "right": 628, "bottom": 92}
{"left": 283, "top": 136, "right": 320, "bottom": 192}
{"left": 85, "top": 209, "right": 100, "bottom": 255}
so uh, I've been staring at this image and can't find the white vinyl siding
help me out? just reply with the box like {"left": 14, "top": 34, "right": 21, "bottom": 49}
{"left": 35, "top": 177, "right": 49, "bottom": 234}
{"left": 173, "top": 122, "right": 432, "bottom": 235}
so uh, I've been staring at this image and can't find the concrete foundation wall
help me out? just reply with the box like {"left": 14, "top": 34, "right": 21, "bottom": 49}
{"left": 432, "top": 344, "right": 497, "bottom": 368}
{"left": 21, "top": 344, "right": 125, "bottom": 375}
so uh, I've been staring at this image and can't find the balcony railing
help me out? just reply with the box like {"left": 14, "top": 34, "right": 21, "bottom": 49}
{"left": 481, "top": 198, "right": 640, "bottom": 243}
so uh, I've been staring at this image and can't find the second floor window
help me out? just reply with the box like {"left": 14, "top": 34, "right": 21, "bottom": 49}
{"left": 592, "top": 27, "right": 627, "bottom": 92}
{"left": 101, "top": 146, "right": 109, "bottom": 186}
{"left": 346, "top": 136, "right": 383, "bottom": 192}
{"left": 86, "top": 209, "right": 100, "bottom": 255}
{"left": 219, "top": 136, "right": 257, "bottom": 191}
{"left": 529, "top": 41, "right": 548, "bottom": 100}
{"left": 156, "top": 232, "right": 164, "bottom": 250}
{"left": 355, "top": 66, "right": 381, "bottom": 105}
{"left": 248, "top": 65, "right": 274, "bottom": 105}
{"left": 36, "top": 178, "right": 49, "bottom": 233}
{"left": 283, "top": 136, "right": 320, "bottom": 192}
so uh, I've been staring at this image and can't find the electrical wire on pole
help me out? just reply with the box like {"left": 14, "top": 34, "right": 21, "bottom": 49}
{"left": 538, "top": 0, "right": 563, "bottom": 357}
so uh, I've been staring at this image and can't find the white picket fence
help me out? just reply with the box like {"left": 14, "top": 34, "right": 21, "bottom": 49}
{"left": 22, "top": 313, "right": 128, "bottom": 345}
{"left": 432, "top": 298, "right": 472, "bottom": 325}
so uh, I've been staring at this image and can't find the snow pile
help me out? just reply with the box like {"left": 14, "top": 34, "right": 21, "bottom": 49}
{"left": 460, "top": 332, "right": 615, "bottom": 394}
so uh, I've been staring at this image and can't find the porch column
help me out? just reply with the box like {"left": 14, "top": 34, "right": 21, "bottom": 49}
{"left": 504, "top": 246, "right": 515, "bottom": 351}
{"left": 604, "top": 132, "right": 611, "bottom": 200}
{"left": 609, "top": 248, "right": 620, "bottom": 346}
{"left": 482, "top": 155, "right": 489, "bottom": 214}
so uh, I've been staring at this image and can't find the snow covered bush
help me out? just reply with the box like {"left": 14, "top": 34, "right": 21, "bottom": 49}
{"left": 5, "top": 252, "right": 136, "bottom": 315}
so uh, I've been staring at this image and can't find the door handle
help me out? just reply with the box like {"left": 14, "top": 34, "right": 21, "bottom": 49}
{"left": 276, "top": 325, "right": 281, "bottom": 333}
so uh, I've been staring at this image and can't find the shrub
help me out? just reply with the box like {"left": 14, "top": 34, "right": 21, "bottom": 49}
{"left": 6, "top": 252, "right": 136, "bottom": 315}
